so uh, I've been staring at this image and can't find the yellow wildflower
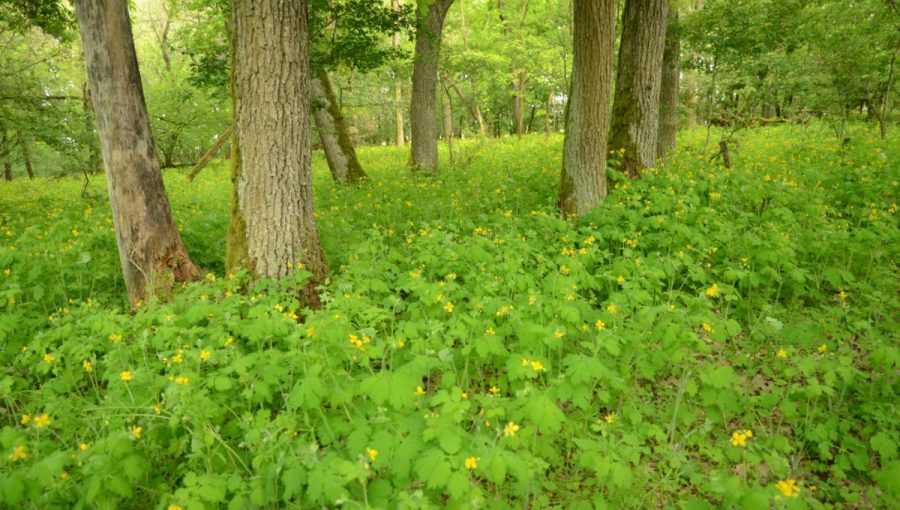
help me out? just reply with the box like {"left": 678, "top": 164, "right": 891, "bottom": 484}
{"left": 528, "top": 295, "right": 537, "bottom": 305}
{"left": 132, "top": 426, "right": 142, "bottom": 439}
{"left": 731, "top": 429, "right": 753, "bottom": 447}
{"left": 776, "top": 479, "right": 800, "bottom": 497}
{"left": 444, "top": 301, "right": 455, "bottom": 313}
{"left": 488, "top": 386, "right": 500, "bottom": 395}
{"left": 200, "top": 350, "right": 211, "bottom": 361}
{"left": 554, "top": 330, "right": 565, "bottom": 339}
{"left": 464, "top": 456, "right": 479, "bottom": 470}
{"left": 415, "top": 386, "right": 426, "bottom": 396}
{"left": 606, "top": 304, "right": 617, "bottom": 314}
{"left": 9, "top": 445, "right": 27, "bottom": 462}
{"left": 777, "top": 348, "right": 787, "bottom": 359}
{"left": 120, "top": 370, "right": 133, "bottom": 382}
{"left": 167, "top": 504, "right": 183, "bottom": 510}
{"left": 485, "top": 327, "right": 496, "bottom": 335}
{"left": 818, "top": 344, "right": 827, "bottom": 353}
{"left": 79, "top": 443, "right": 90, "bottom": 452}
{"left": 108, "top": 334, "right": 122, "bottom": 343}
{"left": 604, "top": 413, "right": 615, "bottom": 424}
{"left": 617, "top": 275, "right": 625, "bottom": 285}
{"left": 43, "top": 353, "right": 55, "bottom": 364}
{"left": 174, "top": 376, "right": 189, "bottom": 385}
{"left": 530, "top": 360, "right": 545, "bottom": 372}
{"left": 366, "top": 447, "right": 378, "bottom": 461}
{"left": 595, "top": 320, "right": 606, "bottom": 331}
{"left": 82, "top": 360, "right": 92, "bottom": 372}
{"left": 560, "top": 265, "right": 570, "bottom": 275}
{"left": 503, "top": 422, "right": 520, "bottom": 437}
{"left": 702, "top": 323, "right": 713, "bottom": 333}
{"left": 34, "top": 414, "right": 51, "bottom": 428}
{"left": 706, "top": 283, "right": 719, "bottom": 297}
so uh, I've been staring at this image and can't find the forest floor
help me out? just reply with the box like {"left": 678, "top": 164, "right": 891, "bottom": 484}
{"left": 0, "top": 124, "right": 898, "bottom": 509}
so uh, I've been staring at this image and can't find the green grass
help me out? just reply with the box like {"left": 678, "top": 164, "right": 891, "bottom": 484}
{"left": 0, "top": 124, "right": 898, "bottom": 509}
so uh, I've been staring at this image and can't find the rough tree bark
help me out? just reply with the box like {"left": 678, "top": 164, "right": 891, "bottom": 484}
{"left": 409, "top": 0, "right": 455, "bottom": 174}
{"left": 16, "top": 131, "right": 34, "bottom": 179}
{"left": 311, "top": 70, "right": 367, "bottom": 184}
{"left": 75, "top": 0, "right": 199, "bottom": 306}
{"left": 656, "top": 8, "right": 680, "bottom": 159}
{"left": 607, "top": 0, "right": 669, "bottom": 178}
{"left": 393, "top": 0, "right": 405, "bottom": 147}
{"left": 228, "top": 0, "right": 327, "bottom": 301}
{"left": 557, "top": 0, "right": 616, "bottom": 216}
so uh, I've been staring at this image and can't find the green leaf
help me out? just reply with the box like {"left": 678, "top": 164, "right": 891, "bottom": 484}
{"left": 525, "top": 395, "right": 565, "bottom": 433}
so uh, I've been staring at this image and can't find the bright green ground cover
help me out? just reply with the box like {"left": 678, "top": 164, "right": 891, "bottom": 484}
{"left": 0, "top": 125, "right": 898, "bottom": 509}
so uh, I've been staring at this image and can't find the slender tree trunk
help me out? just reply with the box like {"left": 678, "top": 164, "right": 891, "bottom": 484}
{"left": 393, "top": 0, "right": 405, "bottom": 147}
{"left": 82, "top": 82, "right": 102, "bottom": 173}
{"left": 545, "top": 90, "right": 553, "bottom": 139}
{"left": 656, "top": 9, "right": 680, "bottom": 159}
{"left": 75, "top": 0, "right": 199, "bottom": 306}
{"left": 409, "top": 0, "right": 455, "bottom": 174}
{"left": 558, "top": 0, "right": 616, "bottom": 216}
{"left": 187, "top": 123, "right": 233, "bottom": 181}
{"left": 228, "top": 0, "right": 327, "bottom": 301}
{"left": 16, "top": 131, "right": 34, "bottom": 179}
{"left": 608, "top": 0, "right": 669, "bottom": 178}
{"left": 0, "top": 132, "right": 10, "bottom": 181}
{"left": 312, "top": 71, "right": 367, "bottom": 184}
{"left": 440, "top": 75, "right": 454, "bottom": 163}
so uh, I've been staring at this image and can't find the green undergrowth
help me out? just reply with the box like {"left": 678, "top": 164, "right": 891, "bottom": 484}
{"left": 0, "top": 124, "right": 898, "bottom": 509}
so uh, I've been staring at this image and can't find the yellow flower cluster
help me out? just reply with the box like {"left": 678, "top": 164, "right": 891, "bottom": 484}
{"left": 349, "top": 334, "right": 372, "bottom": 352}
{"left": 730, "top": 429, "right": 753, "bottom": 447}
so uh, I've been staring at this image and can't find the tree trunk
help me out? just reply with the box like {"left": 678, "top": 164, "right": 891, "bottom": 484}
{"left": 187, "top": 123, "right": 233, "bottom": 181}
{"left": 409, "top": 0, "right": 455, "bottom": 174}
{"left": 393, "top": 0, "right": 405, "bottom": 147}
{"left": 0, "top": 132, "right": 10, "bottom": 181}
{"left": 440, "top": 76, "right": 454, "bottom": 163}
{"left": 545, "top": 90, "right": 553, "bottom": 139}
{"left": 82, "top": 82, "right": 102, "bottom": 173}
{"left": 228, "top": 0, "right": 327, "bottom": 300}
{"left": 16, "top": 131, "right": 34, "bottom": 179}
{"left": 312, "top": 70, "right": 367, "bottom": 184}
{"left": 656, "top": 9, "right": 680, "bottom": 159}
{"left": 557, "top": 0, "right": 616, "bottom": 216}
{"left": 608, "top": 0, "right": 669, "bottom": 179}
{"left": 75, "top": 0, "right": 199, "bottom": 306}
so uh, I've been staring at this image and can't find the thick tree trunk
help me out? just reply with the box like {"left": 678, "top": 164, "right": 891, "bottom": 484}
{"left": 228, "top": 0, "right": 327, "bottom": 299}
{"left": 656, "top": 9, "right": 680, "bottom": 159}
{"left": 187, "top": 123, "right": 233, "bottom": 181}
{"left": 75, "top": 0, "right": 199, "bottom": 306}
{"left": 2, "top": 162, "right": 10, "bottom": 181}
{"left": 16, "top": 131, "right": 34, "bottom": 179}
{"left": 557, "top": 0, "right": 616, "bottom": 216}
{"left": 608, "top": 0, "right": 669, "bottom": 178}
{"left": 409, "top": 0, "right": 455, "bottom": 174}
{"left": 312, "top": 71, "right": 367, "bottom": 184}
{"left": 393, "top": 0, "right": 405, "bottom": 147}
